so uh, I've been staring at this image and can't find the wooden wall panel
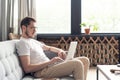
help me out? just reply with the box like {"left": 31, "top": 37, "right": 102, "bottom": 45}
{"left": 38, "top": 36, "right": 119, "bottom": 66}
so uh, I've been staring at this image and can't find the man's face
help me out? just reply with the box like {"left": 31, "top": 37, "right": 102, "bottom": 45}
{"left": 24, "top": 21, "right": 36, "bottom": 38}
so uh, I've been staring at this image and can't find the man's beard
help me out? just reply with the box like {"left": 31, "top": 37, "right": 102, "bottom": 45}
{"left": 25, "top": 30, "right": 34, "bottom": 38}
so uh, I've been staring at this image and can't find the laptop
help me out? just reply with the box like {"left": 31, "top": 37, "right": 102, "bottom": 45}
{"left": 50, "top": 41, "right": 78, "bottom": 66}
{"left": 65, "top": 41, "right": 78, "bottom": 60}
{"left": 49, "top": 41, "right": 77, "bottom": 66}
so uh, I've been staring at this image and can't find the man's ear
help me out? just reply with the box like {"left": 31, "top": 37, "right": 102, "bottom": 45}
{"left": 22, "top": 25, "right": 27, "bottom": 31}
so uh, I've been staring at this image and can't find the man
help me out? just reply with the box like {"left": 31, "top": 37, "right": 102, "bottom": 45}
{"left": 16, "top": 17, "right": 90, "bottom": 80}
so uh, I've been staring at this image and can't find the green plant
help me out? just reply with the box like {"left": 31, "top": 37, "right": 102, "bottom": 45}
{"left": 80, "top": 22, "right": 88, "bottom": 27}
{"left": 92, "top": 23, "right": 99, "bottom": 31}
{"left": 80, "top": 22, "right": 99, "bottom": 31}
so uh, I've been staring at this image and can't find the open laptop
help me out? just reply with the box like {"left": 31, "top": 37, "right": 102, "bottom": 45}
{"left": 49, "top": 41, "right": 78, "bottom": 66}
{"left": 65, "top": 41, "right": 78, "bottom": 60}
{"left": 50, "top": 41, "right": 78, "bottom": 66}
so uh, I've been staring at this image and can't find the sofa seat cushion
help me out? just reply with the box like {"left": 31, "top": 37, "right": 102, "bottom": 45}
{"left": 22, "top": 76, "right": 35, "bottom": 80}
{"left": 22, "top": 76, "right": 74, "bottom": 80}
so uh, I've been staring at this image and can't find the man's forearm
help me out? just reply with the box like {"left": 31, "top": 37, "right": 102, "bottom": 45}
{"left": 49, "top": 46, "right": 63, "bottom": 53}
{"left": 23, "top": 60, "right": 52, "bottom": 73}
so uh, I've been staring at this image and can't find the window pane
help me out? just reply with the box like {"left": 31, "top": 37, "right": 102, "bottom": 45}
{"left": 82, "top": 0, "right": 120, "bottom": 33}
{"left": 13, "top": 0, "right": 18, "bottom": 34}
{"left": 36, "top": 0, "right": 71, "bottom": 34}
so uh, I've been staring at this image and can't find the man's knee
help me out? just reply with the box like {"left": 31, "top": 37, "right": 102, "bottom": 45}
{"left": 78, "top": 57, "right": 90, "bottom": 65}
{"left": 83, "top": 57, "right": 90, "bottom": 63}
{"left": 72, "top": 60, "right": 84, "bottom": 68}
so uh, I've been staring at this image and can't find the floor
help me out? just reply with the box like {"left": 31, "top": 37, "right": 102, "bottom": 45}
{"left": 87, "top": 67, "right": 107, "bottom": 80}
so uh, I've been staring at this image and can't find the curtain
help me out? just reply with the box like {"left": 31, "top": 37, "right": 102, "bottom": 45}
{"left": 0, "top": 0, "right": 14, "bottom": 41}
{"left": 0, "top": 0, "right": 36, "bottom": 41}
{"left": 18, "top": 0, "right": 36, "bottom": 35}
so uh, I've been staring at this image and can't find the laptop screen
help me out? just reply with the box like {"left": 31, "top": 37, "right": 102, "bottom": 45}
{"left": 65, "top": 41, "right": 78, "bottom": 60}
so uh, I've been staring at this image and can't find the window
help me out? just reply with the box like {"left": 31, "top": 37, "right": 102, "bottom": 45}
{"left": 13, "top": 0, "right": 18, "bottom": 34}
{"left": 82, "top": 0, "right": 120, "bottom": 33}
{"left": 36, "top": 0, "right": 71, "bottom": 34}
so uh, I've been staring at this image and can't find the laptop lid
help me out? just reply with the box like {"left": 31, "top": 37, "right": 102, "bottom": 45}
{"left": 65, "top": 41, "right": 78, "bottom": 60}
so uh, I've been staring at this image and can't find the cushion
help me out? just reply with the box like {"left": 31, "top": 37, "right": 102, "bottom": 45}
{"left": 44, "top": 51, "right": 58, "bottom": 59}
{"left": 0, "top": 40, "right": 23, "bottom": 80}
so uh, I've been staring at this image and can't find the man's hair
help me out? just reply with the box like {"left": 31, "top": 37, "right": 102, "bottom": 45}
{"left": 20, "top": 17, "right": 36, "bottom": 28}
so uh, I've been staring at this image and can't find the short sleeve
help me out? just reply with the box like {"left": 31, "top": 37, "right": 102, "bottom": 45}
{"left": 16, "top": 40, "right": 30, "bottom": 56}
{"left": 34, "top": 40, "right": 45, "bottom": 47}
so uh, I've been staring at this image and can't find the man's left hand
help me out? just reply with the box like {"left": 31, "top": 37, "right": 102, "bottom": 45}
{"left": 58, "top": 50, "right": 67, "bottom": 60}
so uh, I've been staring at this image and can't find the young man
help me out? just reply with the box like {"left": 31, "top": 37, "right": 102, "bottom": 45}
{"left": 16, "top": 17, "right": 90, "bottom": 80}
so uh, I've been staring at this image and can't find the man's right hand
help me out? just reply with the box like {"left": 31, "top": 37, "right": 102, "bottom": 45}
{"left": 50, "top": 57, "right": 64, "bottom": 64}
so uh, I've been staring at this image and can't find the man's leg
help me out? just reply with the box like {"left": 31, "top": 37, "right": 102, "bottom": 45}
{"left": 34, "top": 59, "right": 84, "bottom": 80}
{"left": 74, "top": 57, "right": 90, "bottom": 80}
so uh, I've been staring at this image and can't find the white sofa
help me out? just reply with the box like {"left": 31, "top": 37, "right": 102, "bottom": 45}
{"left": 0, "top": 40, "right": 73, "bottom": 80}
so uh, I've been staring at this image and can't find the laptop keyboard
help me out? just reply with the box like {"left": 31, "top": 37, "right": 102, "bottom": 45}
{"left": 48, "top": 60, "right": 64, "bottom": 67}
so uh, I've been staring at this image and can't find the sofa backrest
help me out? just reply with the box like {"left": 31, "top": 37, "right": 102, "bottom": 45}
{"left": 0, "top": 40, "right": 24, "bottom": 80}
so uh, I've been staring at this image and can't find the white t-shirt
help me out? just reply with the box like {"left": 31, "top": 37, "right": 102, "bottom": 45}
{"left": 16, "top": 37, "right": 50, "bottom": 64}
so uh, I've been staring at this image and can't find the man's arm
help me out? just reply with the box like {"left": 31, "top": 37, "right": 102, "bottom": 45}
{"left": 42, "top": 45, "right": 67, "bottom": 59}
{"left": 19, "top": 55, "right": 62, "bottom": 73}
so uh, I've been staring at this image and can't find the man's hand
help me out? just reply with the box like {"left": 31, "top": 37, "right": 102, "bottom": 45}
{"left": 50, "top": 57, "right": 64, "bottom": 64}
{"left": 58, "top": 50, "right": 67, "bottom": 60}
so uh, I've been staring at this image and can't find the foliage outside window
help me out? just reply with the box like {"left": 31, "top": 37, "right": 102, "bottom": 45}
{"left": 82, "top": 0, "right": 120, "bottom": 33}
